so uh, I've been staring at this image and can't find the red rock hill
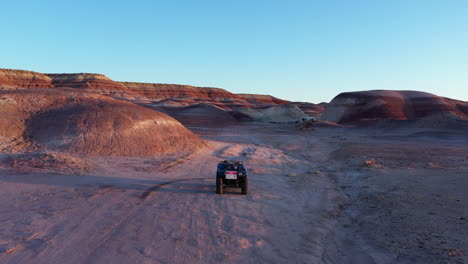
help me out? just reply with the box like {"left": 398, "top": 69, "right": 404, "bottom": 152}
{"left": 321, "top": 90, "right": 468, "bottom": 123}
{"left": 0, "top": 69, "right": 53, "bottom": 89}
{"left": 0, "top": 69, "right": 291, "bottom": 108}
{"left": 237, "top": 94, "right": 289, "bottom": 105}
{"left": 122, "top": 82, "right": 254, "bottom": 108}
{"left": 0, "top": 89, "right": 205, "bottom": 156}
{"left": 47, "top": 73, "right": 128, "bottom": 91}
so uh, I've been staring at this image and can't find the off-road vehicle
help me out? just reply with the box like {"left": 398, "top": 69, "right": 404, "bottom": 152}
{"left": 216, "top": 160, "right": 248, "bottom": 195}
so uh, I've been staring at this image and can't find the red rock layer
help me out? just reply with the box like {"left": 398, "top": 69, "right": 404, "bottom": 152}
{"left": 48, "top": 73, "right": 128, "bottom": 91}
{"left": 161, "top": 104, "right": 239, "bottom": 126}
{"left": 122, "top": 82, "right": 256, "bottom": 108}
{"left": 0, "top": 88, "right": 205, "bottom": 156}
{"left": 123, "top": 82, "right": 241, "bottom": 99}
{"left": 0, "top": 69, "right": 293, "bottom": 108}
{"left": 0, "top": 69, "right": 128, "bottom": 92}
{"left": 237, "top": 94, "right": 289, "bottom": 105}
{"left": 0, "top": 69, "right": 53, "bottom": 89}
{"left": 291, "top": 102, "right": 325, "bottom": 117}
{"left": 321, "top": 90, "right": 468, "bottom": 123}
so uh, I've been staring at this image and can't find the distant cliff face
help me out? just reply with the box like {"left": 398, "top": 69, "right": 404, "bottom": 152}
{"left": 0, "top": 69, "right": 53, "bottom": 89}
{"left": 0, "top": 69, "right": 302, "bottom": 109}
{"left": 237, "top": 94, "right": 289, "bottom": 105}
{"left": 122, "top": 82, "right": 253, "bottom": 107}
{"left": 123, "top": 82, "right": 234, "bottom": 99}
{"left": 234, "top": 104, "right": 309, "bottom": 122}
{"left": 290, "top": 102, "right": 325, "bottom": 117}
{"left": 47, "top": 73, "right": 128, "bottom": 91}
{"left": 0, "top": 69, "right": 128, "bottom": 92}
{"left": 321, "top": 90, "right": 468, "bottom": 123}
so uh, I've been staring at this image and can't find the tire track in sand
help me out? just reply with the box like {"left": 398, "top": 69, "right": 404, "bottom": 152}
{"left": 139, "top": 178, "right": 212, "bottom": 200}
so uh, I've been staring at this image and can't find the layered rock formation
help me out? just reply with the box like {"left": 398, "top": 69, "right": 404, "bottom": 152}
{"left": 234, "top": 104, "right": 309, "bottom": 123}
{"left": 122, "top": 82, "right": 252, "bottom": 108}
{"left": 321, "top": 90, "right": 468, "bottom": 123}
{"left": 0, "top": 69, "right": 128, "bottom": 93}
{"left": 237, "top": 94, "right": 289, "bottom": 105}
{"left": 291, "top": 102, "right": 325, "bottom": 118}
{"left": 123, "top": 82, "right": 235, "bottom": 100}
{"left": 48, "top": 73, "right": 128, "bottom": 92}
{"left": 161, "top": 104, "right": 239, "bottom": 126}
{"left": 0, "top": 89, "right": 205, "bottom": 156}
{"left": 0, "top": 69, "right": 292, "bottom": 109}
{"left": 0, "top": 69, "right": 53, "bottom": 89}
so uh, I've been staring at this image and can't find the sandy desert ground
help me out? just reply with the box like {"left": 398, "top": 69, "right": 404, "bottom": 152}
{"left": 0, "top": 122, "right": 466, "bottom": 264}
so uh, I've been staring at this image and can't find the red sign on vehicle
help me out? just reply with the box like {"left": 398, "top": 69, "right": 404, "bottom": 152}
{"left": 226, "top": 170, "right": 238, "bottom": 179}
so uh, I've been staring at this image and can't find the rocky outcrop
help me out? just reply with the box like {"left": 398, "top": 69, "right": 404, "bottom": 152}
{"left": 0, "top": 69, "right": 291, "bottom": 108}
{"left": 122, "top": 82, "right": 251, "bottom": 107}
{"left": 0, "top": 69, "right": 128, "bottom": 92}
{"left": 237, "top": 94, "right": 289, "bottom": 105}
{"left": 0, "top": 69, "right": 53, "bottom": 89}
{"left": 0, "top": 89, "right": 205, "bottom": 156}
{"left": 234, "top": 104, "right": 309, "bottom": 123}
{"left": 48, "top": 73, "right": 128, "bottom": 91}
{"left": 291, "top": 102, "right": 325, "bottom": 118}
{"left": 160, "top": 104, "right": 239, "bottom": 126}
{"left": 321, "top": 90, "right": 468, "bottom": 123}
{"left": 123, "top": 82, "right": 236, "bottom": 99}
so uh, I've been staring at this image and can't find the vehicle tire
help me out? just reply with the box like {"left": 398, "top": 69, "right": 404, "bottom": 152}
{"left": 241, "top": 177, "right": 248, "bottom": 195}
{"left": 216, "top": 176, "right": 223, "bottom": 194}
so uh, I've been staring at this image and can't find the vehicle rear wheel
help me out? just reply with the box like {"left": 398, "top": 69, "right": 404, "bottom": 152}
{"left": 216, "top": 176, "right": 223, "bottom": 194}
{"left": 241, "top": 177, "right": 248, "bottom": 195}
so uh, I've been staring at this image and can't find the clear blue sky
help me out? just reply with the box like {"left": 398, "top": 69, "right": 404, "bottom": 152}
{"left": 1, "top": 0, "right": 467, "bottom": 103}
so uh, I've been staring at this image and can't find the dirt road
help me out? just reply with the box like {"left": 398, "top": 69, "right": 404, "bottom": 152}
{"left": 0, "top": 124, "right": 346, "bottom": 264}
